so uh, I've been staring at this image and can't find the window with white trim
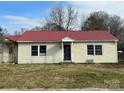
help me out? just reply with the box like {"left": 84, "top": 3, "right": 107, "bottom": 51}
{"left": 39, "top": 45, "right": 46, "bottom": 56}
{"left": 87, "top": 45, "right": 102, "bottom": 55}
{"left": 95, "top": 45, "right": 102, "bottom": 55}
{"left": 87, "top": 45, "right": 94, "bottom": 55}
{"left": 31, "top": 45, "right": 38, "bottom": 56}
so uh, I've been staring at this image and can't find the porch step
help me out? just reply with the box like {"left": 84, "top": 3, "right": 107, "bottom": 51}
{"left": 62, "top": 60, "right": 73, "bottom": 64}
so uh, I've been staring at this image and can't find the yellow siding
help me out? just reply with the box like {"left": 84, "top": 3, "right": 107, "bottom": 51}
{"left": 73, "top": 41, "right": 118, "bottom": 63}
{"left": 18, "top": 42, "right": 62, "bottom": 64}
{"left": 17, "top": 41, "right": 118, "bottom": 64}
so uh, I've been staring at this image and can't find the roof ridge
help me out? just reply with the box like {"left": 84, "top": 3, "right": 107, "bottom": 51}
{"left": 24, "top": 30, "right": 107, "bottom": 32}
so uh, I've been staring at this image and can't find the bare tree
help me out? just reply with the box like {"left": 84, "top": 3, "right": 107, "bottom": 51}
{"left": 42, "top": 22, "right": 64, "bottom": 31}
{"left": 44, "top": 4, "right": 78, "bottom": 31}
{"left": 13, "top": 28, "right": 26, "bottom": 35}
{"left": 108, "top": 15, "right": 123, "bottom": 37}
{"left": 46, "top": 4, "right": 64, "bottom": 31}
{"left": 80, "top": 13, "right": 87, "bottom": 31}
{"left": 65, "top": 5, "right": 78, "bottom": 31}
{"left": 14, "top": 31, "right": 21, "bottom": 35}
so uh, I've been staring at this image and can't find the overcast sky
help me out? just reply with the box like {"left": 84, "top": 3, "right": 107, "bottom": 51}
{"left": 1, "top": 1, "right": 124, "bottom": 34}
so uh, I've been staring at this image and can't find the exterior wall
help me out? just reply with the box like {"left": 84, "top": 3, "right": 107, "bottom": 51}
{"left": 18, "top": 42, "right": 62, "bottom": 64}
{"left": 17, "top": 41, "right": 118, "bottom": 64}
{"left": 73, "top": 41, "right": 118, "bottom": 63}
{"left": 3, "top": 43, "right": 9, "bottom": 63}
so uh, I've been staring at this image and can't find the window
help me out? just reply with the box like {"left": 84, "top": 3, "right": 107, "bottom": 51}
{"left": 95, "top": 45, "right": 102, "bottom": 55}
{"left": 31, "top": 46, "right": 38, "bottom": 56}
{"left": 39, "top": 45, "right": 46, "bottom": 56}
{"left": 87, "top": 45, "right": 103, "bottom": 55}
{"left": 87, "top": 45, "right": 94, "bottom": 55}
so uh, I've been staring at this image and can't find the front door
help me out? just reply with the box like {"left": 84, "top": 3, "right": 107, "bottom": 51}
{"left": 64, "top": 45, "right": 71, "bottom": 60}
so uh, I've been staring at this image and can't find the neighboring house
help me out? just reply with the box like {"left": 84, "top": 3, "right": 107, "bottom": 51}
{"left": 2, "top": 30, "right": 118, "bottom": 64}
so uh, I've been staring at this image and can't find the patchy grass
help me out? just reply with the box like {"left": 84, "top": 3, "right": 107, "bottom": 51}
{"left": 0, "top": 63, "right": 124, "bottom": 89}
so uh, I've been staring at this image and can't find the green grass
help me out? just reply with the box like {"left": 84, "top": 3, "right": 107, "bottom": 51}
{"left": 0, "top": 63, "right": 124, "bottom": 89}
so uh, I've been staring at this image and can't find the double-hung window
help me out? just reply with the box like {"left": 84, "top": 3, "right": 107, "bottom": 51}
{"left": 87, "top": 45, "right": 102, "bottom": 55}
{"left": 95, "top": 45, "right": 102, "bottom": 55}
{"left": 87, "top": 45, "right": 94, "bottom": 55}
{"left": 39, "top": 45, "right": 46, "bottom": 56}
{"left": 31, "top": 45, "right": 46, "bottom": 56}
{"left": 31, "top": 45, "right": 38, "bottom": 56}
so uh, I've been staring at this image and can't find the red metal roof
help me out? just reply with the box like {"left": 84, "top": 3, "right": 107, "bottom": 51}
{"left": 7, "top": 35, "right": 21, "bottom": 42}
{"left": 7, "top": 31, "right": 118, "bottom": 42}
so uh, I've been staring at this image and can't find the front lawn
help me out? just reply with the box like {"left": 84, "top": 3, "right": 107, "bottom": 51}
{"left": 0, "top": 63, "right": 124, "bottom": 89}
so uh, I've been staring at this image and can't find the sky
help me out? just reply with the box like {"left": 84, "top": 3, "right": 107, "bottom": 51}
{"left": 1, "top": 1, "right": 124, "bottom": 34}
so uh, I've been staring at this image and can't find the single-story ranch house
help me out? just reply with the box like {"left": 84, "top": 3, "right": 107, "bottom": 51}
{"left": 1, "top": 30, "right": 118, "bottom": 64}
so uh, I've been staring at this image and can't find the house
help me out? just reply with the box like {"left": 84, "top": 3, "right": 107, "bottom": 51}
{"left": 2, "top": 30, "right": 118, "bottom": 64}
